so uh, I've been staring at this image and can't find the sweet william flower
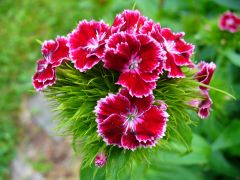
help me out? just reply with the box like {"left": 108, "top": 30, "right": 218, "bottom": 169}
{"left": 95, "top": 153, "right": 107, "bottom": 167}
{"left": 68, "top": 20, "right": 110, "bottom": 72}
{"left": 156, "top": 27, "right": 194, "bottom": 78}
{"left": 196, "top": 61, "right": 216, "bottom": 92}
{"left": 95, "top": 89, "right": 168, "bottom": 150}
{"left": 194, "top": 61, "right": 216, "bottom": 119}
{"left": 32, "top": 59, "right": 56, "bottom": 91}
{"left": 219, "top": 11, "right": 240, "bottom": 33}
{"left": 103, "top": 32, "right": 166, "bottom": 97}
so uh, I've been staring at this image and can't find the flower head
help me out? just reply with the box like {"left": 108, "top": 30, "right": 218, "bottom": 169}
{"left": 32, "top": 36, "right": 69, "bottom": 91}
{"left": 219, "top": 11, "right": 240, "bottom": 33}
{"left": 194, "top": 61, "right": 216, "bottom": 119}
{"left": 157, "top": 28, "right": 194, "bottom": 78}
{"left": 95, "top": 153, "right": 107, "bottom": 167}
{"left": 95, "top": 89, "right": 168, "bottom": 150}
{"left": 103, "top": 32, "right": 166, "bottom": 97}
{"left": 68, "top": 20, "right": 110, "bottom": 72}
{"left": 195, "top": 61, "right": 216, "bottom": 91}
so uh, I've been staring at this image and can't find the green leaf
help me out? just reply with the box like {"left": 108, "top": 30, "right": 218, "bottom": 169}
{"left": 212, "top": 0, "right": 240, "bottom": 10}
{"left": 212, "top": 120, "right": 240, "bottom": 151}
{"left": 209, "top": 151, "right": 239, "bottom": 177}
{"left": 225, "top": 50, "right": 240, "bottom": 67}
{"left": 153, "top": 134, "right": 211, "bottom": 165}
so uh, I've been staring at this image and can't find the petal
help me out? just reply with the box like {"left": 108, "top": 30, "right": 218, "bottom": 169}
{"left": 70, "top": 48, "right": 101, "bottom": 72}
{"left": 198, "top": 92, "right": 213, "bottom": 119}
{"left": 32, "top": 72, "right": 56, "bottom": 91}
{"left": 95, "top": 93, "right": 131, "bottom": 123}
{"left": 174, "top": 39, "right": 194, "bottom": 54}
{"left": 111, "top": 10, "right": 147, "bottom": 33}
{"left": 117, "top": 70, "right": 156, "bottom": 97}
{"left": 119, "top": 88, "right": 153, "bottom": 114}
{"left": 42, "top": 36, "right": 69, "bottom": 67}
{"left": 98, "top": 114, "right": 125, "bottom": 146}
{"left": 165, "top": 53, "right": 185, "bottom": 78}
{"left": 173, "top": 53, "right": 193, "bottom": 66}
{"left": 131, "top": 95, "right": 154, "bottom": 115}
{"left": 135, "top": 106, "right": 168, "bottom": 142}
{"left": 140, "top": 139, "right": 156, "bottom": 148}
{"left": 36, "top": 59, "right": 48, "bottom": 72}
{"left": 121, "top": 130, "right": 140, "bottom": 150}
{"left": 161, "top": 28, "right": 184, "bottom": 41}
{"left": 34, "top": 64, "right": 55, "bottom": 82}
{"left": 50, "top": 36, "right": 69, "bottom": 66}
{"left": 137, "top": 34, "right": 163, "bottom": 72}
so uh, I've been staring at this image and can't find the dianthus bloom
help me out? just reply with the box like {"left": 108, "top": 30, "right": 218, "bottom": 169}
{"left": 219, "top": 11, "right": 240, "bottom": 33}
{"left": 33, "top": 36, "right": 69, "bottom": 91}
{"left": 95, "top": 89, "right": 168, "bottom": 150}
{"left": 104, "top": 33, "right": 166, "bottom": 97}
{"left": 68, "top": 20, "right": 110, "bottom": 72}
{"left": 195, "top": 61, "right": 216, "bottom": 118}
{"left": 95, "top": 153, "right": 107, "bottom": 167}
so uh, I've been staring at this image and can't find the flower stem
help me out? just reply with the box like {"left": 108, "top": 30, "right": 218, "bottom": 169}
{"left": 197, "top": 82, "right": 236, "bottom": 100}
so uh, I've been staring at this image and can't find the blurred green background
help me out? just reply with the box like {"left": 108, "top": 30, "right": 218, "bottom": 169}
{"left": 0, "top": 0, "right": 240, "bottom": 179}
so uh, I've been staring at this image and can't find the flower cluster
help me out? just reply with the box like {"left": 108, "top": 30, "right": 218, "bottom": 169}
{"left": 32, "top": 10, "right": 217, "bottom": 166}
{"left": 219, "top": 11, "right": 240, "bottom": 33}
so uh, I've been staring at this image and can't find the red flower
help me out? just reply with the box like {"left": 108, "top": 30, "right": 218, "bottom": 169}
{"left": 33, "top": 36, "right": 69, "bottom": 91}
{"left": 194, "top": 61, "right": 216, "bottom": 119}
{"left": 158, "top": 28, "right": 194, "bottom": 78}
{"left": 196, "top": 61, "right": 216, "bottom": 91}
{"left": 68, "top": 20, "right": 110, "bottom": 72}
{"left": 42, "top": 36, "right": 70, "bottom": 67}
{"left": 103, "top": 32, "right": 166, "bottom": 97}
{"left": 219, "top": 11, "right": 240, "bottom": 33}
{"left": 198, "top": 91, "right": 213, "bottom": 119}
{"left": 95, "top": 89, "right": 168, "bottom": 150}
{"left": 95, "top": 153, "right": 107, "bottom": 167}
{"left": 32, "top": 59, "right": 56, "bottom": 91}
{"left": 111, "top": 10, "right": 147, "bottom": 34}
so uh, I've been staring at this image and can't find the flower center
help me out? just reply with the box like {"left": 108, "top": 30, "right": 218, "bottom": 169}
{"left": 127, "top": 113, "right": 136, "bottom": 122}
{"left": 129, "top": 61, "right": 139, "bottom": 69}
{"left": 226, "top": 18, "right": 234, "bottom": 26}
{"left": 85, "top": 31, "right": 106, "bottom": 51}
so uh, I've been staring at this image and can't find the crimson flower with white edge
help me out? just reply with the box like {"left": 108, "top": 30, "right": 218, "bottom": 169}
{"left": 219, "top": 11, "right": 240, "bottom": 33}
{"left": 103, "top": 32, "right": 166, "bottom": 97}
{"left": 68, "top": 20, "right": 110, "bottom": 72}
{"left": 95, "top": 89, "right": 168, "bottom": 151}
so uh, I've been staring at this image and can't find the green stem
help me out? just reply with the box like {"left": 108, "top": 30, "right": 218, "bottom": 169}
{"left": 197, "top": 82, "right": 236, "bottom": 100}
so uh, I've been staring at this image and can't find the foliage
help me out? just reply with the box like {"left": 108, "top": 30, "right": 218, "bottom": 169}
{"left": 44, "top": 61, "right": 202, "bottom": 179}
{"left": 0, "top": 0, "right": 240, "bottom": 179}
